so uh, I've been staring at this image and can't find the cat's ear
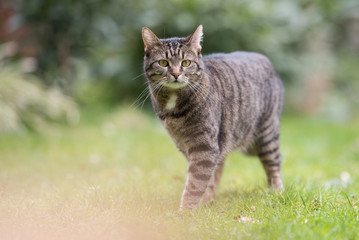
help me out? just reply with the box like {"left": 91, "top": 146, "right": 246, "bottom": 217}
{"left": 186, "top": 25, "right": 203, "bottom": 51}
{"left": 142, "top": 27, "right": 162, "bottom": 53}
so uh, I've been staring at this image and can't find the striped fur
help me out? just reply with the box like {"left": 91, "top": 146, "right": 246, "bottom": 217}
{"left": 142, "top": 25, "right": 284, "bottom": 210}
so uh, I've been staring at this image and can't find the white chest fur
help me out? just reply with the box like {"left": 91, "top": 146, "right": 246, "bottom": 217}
{"left": 165, "top": 94, "right": 178, "bottom": 110}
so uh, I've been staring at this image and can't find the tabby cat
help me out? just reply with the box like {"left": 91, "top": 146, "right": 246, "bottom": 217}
{"left": 142, "top": 25, "right": 284, "bottom": 210}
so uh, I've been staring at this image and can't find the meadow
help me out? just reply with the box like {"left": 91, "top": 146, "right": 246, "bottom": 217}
{"left": 0, "top": 107, "right": 358, "bottom": 240}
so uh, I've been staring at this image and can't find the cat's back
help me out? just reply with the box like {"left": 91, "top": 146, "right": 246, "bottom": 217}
{"left": 204, "top": 51, "right": 271, "bottom": 65}
{"left": 203, "top": 51, "right": 277, "bottom": 82}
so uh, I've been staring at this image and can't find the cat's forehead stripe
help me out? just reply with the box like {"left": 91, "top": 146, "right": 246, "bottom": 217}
{"left": 163, "top": 40, "right": 186, "bottom": 59}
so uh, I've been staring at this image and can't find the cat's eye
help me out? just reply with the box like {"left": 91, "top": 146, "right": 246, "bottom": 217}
{"left": 181, "top": 60, "right": 191, "bottom": 67}
{"left": 158, "top": 60, "right": 169, "bottom": 67}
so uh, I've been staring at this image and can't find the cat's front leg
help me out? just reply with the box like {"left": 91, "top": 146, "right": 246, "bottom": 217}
{"left": 180, "top": 150, "right": 218, "bottom": 210}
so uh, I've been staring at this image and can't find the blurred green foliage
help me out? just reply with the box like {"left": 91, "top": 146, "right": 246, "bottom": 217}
{"left": 5, "top": 0, "right": 359, "bottom": 116}
{"left": 0, "top": 65, "right": 79, "bottom": 134}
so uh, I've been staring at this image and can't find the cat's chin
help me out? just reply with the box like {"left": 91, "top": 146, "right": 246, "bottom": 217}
{"left": 163, "top": 82, "right": 187, "bottom": 89}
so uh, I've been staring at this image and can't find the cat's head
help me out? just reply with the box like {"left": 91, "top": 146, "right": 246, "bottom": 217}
{"left": 142, "top": 25, "right": 204, "bottom": 90}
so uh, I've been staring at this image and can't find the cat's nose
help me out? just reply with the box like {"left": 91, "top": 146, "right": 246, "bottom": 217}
{"left": 170, "top": 67, "right": 181, "bottom": 79}
{"left": 171, "top": 72, "right": 180, "bottom": 79}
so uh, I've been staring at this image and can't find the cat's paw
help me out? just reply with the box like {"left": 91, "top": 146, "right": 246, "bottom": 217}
{"left": 179, "top": 201, "right": 200, "bottom": 211}
{"left": 269, "top": 179, "right": 284, "bottom": 192}
{"left": 201, "top": 191, "right": 215, "bottom": 206}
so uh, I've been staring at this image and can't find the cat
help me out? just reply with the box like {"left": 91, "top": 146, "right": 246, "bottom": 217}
{"left": 142, "top": 25, "right": 284, "bottom": 210}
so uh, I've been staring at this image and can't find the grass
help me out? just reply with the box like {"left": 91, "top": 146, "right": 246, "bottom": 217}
{"left": 0, "top": 106, "right": 359, "bottom": 240}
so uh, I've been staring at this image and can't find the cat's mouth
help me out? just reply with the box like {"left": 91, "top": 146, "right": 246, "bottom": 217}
{"left": 164, "top": 81, "right": 187, "bottom": 89}
{"left": 163, "top": 76, "right": 187, "bottom": 89}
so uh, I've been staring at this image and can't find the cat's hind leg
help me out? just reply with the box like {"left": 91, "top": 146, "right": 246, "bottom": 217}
{"left": 256, "top": 120, "right": 284, "bottom": 190}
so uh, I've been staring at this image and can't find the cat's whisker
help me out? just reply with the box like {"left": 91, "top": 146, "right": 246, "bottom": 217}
{"left": 130, "top": 86, "right": 152, "bottom": 110}
{"left": 132, "top": 72, "right": 146, "bottom": 81}
{"left": 153, "top": 82, "right": 164, "bottom": 100}
{"left": 188, "top": 82, "right": 204, "bottom": 101}
{"left": 131, "top": 81, "right": 164, "bottom": 110}
{"left": 194, "top": 85, "right": 208, "bottom": 103}
{"left": 139, "top": 86, "right": 157, "bottom": 110}
{"left": 131, "top": 87, "right": 149, "bottom": 105}
{"left": 188, "top": 81, "right": 217, "bottom": 104}
{"left": 187, "top": 81, "right": 200, "bottom": 97}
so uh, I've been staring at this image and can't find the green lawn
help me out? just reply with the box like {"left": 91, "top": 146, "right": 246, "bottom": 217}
{"left": 0, "top": 107, "right": 359, "bottom": 240}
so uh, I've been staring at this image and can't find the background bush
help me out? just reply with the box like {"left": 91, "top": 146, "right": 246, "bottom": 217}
{"left": 0, "top": 55, "right": 79, "bottom": 133}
